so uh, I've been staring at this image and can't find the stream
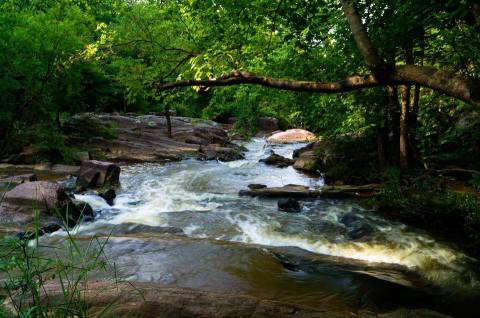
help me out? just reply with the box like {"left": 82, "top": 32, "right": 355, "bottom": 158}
{"left": 48, "top": 138, "right": 479, "bottom": 316}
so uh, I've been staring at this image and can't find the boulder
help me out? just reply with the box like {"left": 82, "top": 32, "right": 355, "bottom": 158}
{"left": 267, "top": 129, "right": 316, "bottom": 144}
{"left": 293, "top": 151, "right": 319, "bottom": 172}
{"left": 0, "top": 181, "right": 93, "bottom": 228}
{"left": 278, "top": 198, "right": 301, "bottom": 213}
{"left": 76, "top": 160, "right": 120, "bottom": 190}
{"left": 260, "top": 154, "right": 295, "bottom": 168}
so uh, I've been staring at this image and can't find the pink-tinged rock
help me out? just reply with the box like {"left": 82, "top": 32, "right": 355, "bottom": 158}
{"left": 266, "top": 129, "right": 316, "bottom": 144}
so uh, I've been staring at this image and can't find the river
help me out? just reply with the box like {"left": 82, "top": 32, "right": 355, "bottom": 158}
{"left": 48, "top": 138, "right": 479, "bottom": 316}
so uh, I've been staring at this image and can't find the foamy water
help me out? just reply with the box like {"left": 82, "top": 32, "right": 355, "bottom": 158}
{"left": 71, "top": 138, "right": 478, "bottom": 290}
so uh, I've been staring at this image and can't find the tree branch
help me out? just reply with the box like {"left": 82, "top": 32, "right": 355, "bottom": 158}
{"left": 155, "top": 68, "right": 480, "bottom": 107}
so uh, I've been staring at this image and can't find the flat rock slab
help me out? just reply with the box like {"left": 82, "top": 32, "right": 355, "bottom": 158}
{"left": 267, "top": 129, "right": 317, "bottom": 144}
{"left": 5, "top": 281, "right": 449, "bottom": 318}
{"left": 239, "top": 184, "right": 381, "bottom": 199}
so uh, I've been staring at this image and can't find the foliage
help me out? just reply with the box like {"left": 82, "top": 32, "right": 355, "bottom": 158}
{"left": 373, "top": 169, "right": 480, "bottom": 252}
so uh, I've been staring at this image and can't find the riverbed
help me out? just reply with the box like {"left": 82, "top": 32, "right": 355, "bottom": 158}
{"left": 46, "top": 138, "right": 479, "bottom": 316}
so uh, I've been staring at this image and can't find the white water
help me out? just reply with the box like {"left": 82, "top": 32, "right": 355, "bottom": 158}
{"left": 71, "top": 138, "right": 478, "bottom": 289}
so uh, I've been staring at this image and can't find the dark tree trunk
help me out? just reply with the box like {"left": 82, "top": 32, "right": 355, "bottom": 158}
{"left": 165, "top": 105, "right": 172, "bottom": 138}
{"left": 399, "top": 85, "right": 411, "bottom": 171}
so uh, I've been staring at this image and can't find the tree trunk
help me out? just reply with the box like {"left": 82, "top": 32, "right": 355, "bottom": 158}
{"left": 399, "top": 85, "right": 411, "bottom": 171}
{"left": 165, "top": 106, "right": 172, "bottom": 138}
{"left": 386, "top": 86, "right": 400, "bottom": 164}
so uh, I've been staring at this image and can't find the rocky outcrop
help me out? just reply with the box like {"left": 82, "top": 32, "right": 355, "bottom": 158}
{"left": 76, "top": 160, "right": 120, "bottom": 190}
{"left": 3, "top": 279, "right": 452, "bottom": 318}
{"left": 267, "top": 129, "right": 316, "bottom": 144}
{"left": 0, "top": 173, "right": 37, "bottom": 187}
{"left": 63, "top": 113, "right": 244, "bottom": 163}
{"left": 0, "top": 181, "right": 93, "bottom": 229}
{"left": 278, "top": 198, "right": 301, "bottom": 212}
{"left": 260, "top": 153, "right": 294, "bottom": 168}
{"left": 239, "top": 184, "right": 381, "bottom": 199}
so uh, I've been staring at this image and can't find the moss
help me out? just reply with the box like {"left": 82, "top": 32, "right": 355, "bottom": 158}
{"left": 62, "top": 114, "right": 118, "bottom": 141}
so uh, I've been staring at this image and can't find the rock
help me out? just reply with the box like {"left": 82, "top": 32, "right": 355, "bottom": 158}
{"left": 260, "top": 154, "right": 295, "bottom": 168}
{"left": 200, "top": 144, "right": 244, "bottom": 161}
{"left": 248, "top": 184, "right": 267, "bottom": 190}
{"left": 267, "top": 129, "right": 316, "bottom": 144}
{"left": 278, "top": 198, "right": 301, "bottom": 213}
{"left": 293, "top": 151, "right": 319, "bottom": 172}
{"left": 76, "top": 160, "right": 120, "bottom": 190}
{"left": 240, "top": 184, "right": 312, "bottom": 198}
{"left": 5, "top": 281, "right": 353, "bottom": 318}
{"left": 340, "top": 212, "right": 374, "bottom": 240}
{"left": 239, "top": 184, "right": 381, "bottom": 199}
{"left": 0, "top": 181, "right": 93, "bottom": 229}
{"left": 0, "top": 173, "right": 37, "bottom": 187}
{"left": 99, "top": 188, "right": 116, "bottom": 206}
{"left": 257, "top": 117, "right": 279, "bottom": 132}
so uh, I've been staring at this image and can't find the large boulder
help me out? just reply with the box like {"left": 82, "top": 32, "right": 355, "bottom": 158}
{"left": 267, "top": 129, "right": 316, "bottom": 144}
{"left": 0, "top": 181, "right": 93, "bottom": 228}
{"left": 260, "top": 154, "right": 294, "bottom": 168}
{"left": 76, "top": 160, "right": 120, "bottom": 190}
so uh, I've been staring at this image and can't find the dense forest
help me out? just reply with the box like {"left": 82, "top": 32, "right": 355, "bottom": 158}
{"left": 1, "top": 0, "right": 480, "bottom": 317}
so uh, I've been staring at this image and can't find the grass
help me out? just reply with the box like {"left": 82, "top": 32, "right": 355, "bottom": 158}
{"left": 0, "top": 206, "right": 119, "bottom": 317}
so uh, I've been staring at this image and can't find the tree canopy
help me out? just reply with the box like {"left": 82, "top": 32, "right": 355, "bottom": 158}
{"left": 0, "top": 0, "right": 479, "bottom": 167}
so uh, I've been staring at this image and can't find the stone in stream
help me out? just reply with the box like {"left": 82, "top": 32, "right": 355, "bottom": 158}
{"left": 278, "top": 198, "right": 301, "bottom": 213}
{"left": 248, "top": 184, "right": 267, "bottom": 190}
{"left": 99, "top": 188, "right": 116, "bottom": 206}
{"left": 199, "top": 144, "right": 245, "bottom": 161}
{"left": 0, "top": 181, "right": 93, "bottom": 229}
{"left": 339, "top": 212, "right": 374, "bottom": 240}
{"left": 76, "top": 160, "right": 120, "bottom": 190}
{"left": 267, "top": 129, "right": 316, "bottom": 144}
{"left": 259, "top": 153, "right": 295, "bottom": 168}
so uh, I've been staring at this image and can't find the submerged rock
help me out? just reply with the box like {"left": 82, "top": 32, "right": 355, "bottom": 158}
{"left": 267, "top": 129, "right": 316, "bottom": 144}
{"left": 260, "top": 153, "right": 295, "bottom": 168}
{"left": 278, "top": 198, "right": 301, "bottom": 213}
{"left": 340, "top": 212, "right": 374, "bottom": 240}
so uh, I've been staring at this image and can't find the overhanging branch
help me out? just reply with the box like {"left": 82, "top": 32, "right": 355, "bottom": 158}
{"left": 155, "top": 68, "right": 480, "bottom": 108}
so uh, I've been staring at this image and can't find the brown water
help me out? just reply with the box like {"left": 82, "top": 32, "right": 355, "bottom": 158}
{"left": 39, "top": 139, "right": 480, "bottom": 316}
